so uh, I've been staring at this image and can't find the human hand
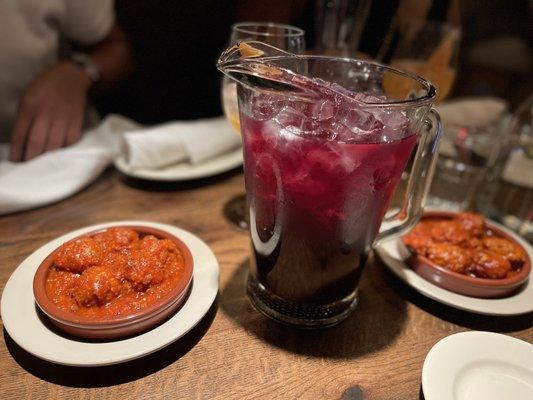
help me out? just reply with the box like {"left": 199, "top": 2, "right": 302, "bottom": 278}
{"left": 9, "top": 61, "right": 92, "bottom": 162}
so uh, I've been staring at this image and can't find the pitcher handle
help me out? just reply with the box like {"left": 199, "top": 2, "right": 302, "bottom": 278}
{"left": 375, "top": 108, "right": 442, "bottom": 245}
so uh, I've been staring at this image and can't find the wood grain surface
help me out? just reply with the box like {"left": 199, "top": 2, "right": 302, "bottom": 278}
{"left": 1, "top": 169, "right": 531, "bottom": 400}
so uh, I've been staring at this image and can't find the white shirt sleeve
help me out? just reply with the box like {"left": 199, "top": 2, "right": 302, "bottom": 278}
{"left": 60, "top": 0, "right": 115, "bottom": 45}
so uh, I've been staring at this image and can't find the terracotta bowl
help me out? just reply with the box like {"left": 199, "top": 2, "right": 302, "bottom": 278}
{"left": 402, "top": 211, "right": 531, "bottom": 298}
{"left": 33, "top": 226, "right": 194, "bottom": 340}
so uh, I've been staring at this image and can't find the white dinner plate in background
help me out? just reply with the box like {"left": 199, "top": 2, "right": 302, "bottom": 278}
{"left": 114, "top": 146, "right": 243, "bottom": 181}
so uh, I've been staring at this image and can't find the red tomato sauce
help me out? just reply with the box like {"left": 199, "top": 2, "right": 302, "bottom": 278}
{"left": 45, "top": 228, "right": 185, "bottom": 319}
{"left": 404, "top": 213, "right": 527, "bottom": 279}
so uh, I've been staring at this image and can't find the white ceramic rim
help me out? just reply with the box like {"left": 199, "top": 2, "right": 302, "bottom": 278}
{"left": 113, "top": 147, "right": 243, "bottom": 181}
{"left": 0, "top": 221, "right": 219, "bottom": 366}
{"left": 421, "top": 331, "right": 533, "bottom": 400}
{"left": 375, "top": 217, "right": 533, "bottom": 315}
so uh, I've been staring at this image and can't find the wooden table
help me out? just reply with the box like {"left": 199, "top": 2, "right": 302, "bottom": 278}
{"left": 1, "top": 169, "right": 532, "bottom": 400}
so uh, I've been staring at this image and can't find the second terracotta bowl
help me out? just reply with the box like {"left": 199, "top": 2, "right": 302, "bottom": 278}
{"left": 402, "top": 211, "right": 531, "bottom": 298}
{"left": 33, "top": 226, "right": 194, "bottom": 340}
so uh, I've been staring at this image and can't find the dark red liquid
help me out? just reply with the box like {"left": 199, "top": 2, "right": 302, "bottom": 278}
{"left": 241, "top": 110, "right": 418, "bottom": 304}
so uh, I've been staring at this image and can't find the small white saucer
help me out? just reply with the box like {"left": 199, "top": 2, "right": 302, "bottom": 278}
{"left": 422, "top": 331, "right": 533, "bottom": 400}
{"left": 375, "top": 218, "right": 533, "bottom": 316}
{"left": 0, "top": 221, "right": 219, "bottom": 367}
{"left": 114, "top": 147, "right": 243, "bottom": 181}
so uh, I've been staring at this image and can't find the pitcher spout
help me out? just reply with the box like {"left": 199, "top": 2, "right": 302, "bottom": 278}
{"left": 217, "top": 41, "right": 300, "bottom": 92}
{"left": 216, "top": 41, "right": 291, "bottom": 70}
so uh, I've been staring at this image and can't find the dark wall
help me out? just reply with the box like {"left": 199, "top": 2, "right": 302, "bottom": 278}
{"left": 93, "top": 0, "right": 531, "bottom": 121}
{"left": 94, "top": 0, "right": 237, "bottom": 124}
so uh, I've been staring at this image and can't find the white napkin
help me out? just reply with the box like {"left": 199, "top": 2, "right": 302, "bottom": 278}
{"left": 0, "top": 115, "right": 131, "bottom": 215}
{"left": 0, "top": 115, "right": 241, "bottom": 215}
{"left": 124, "top": 117, "right": 241, "bottom": 169}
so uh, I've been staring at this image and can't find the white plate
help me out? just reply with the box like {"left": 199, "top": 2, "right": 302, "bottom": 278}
{"left": 422, "top": 331, "right": 533, "bottom": 400}
{"left": 114, "top": 147, "right": 243, "bottom": 181}
{"left": 375, "top": 219, "right": 533, "bottom": 316}
{"left": 0, "top": 221, "right": 219, "bottom": 367}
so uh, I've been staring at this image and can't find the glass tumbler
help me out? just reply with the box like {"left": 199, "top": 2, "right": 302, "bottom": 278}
{"left": 426, "top": 124, "right": 499, "bottom": 211}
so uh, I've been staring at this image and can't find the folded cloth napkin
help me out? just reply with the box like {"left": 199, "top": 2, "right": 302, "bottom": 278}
{"left": 0, "top": 115, "right": 240, "bottom": 215}
{"left": 124, "top": 117, "right": 241, "bottom": 169}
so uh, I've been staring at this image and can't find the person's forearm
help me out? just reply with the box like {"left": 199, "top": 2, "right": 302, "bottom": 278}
{"left": 85, "top": 24, "right": 134, "bottom": 88}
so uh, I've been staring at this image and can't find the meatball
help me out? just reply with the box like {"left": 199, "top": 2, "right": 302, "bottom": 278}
{"left": 93, "top": 228, "right": 139, "bottom": 252}
{"left": 125, "top": 236, "right": 180, "bottom": 291}
{"left": 455, "top": 213, "right": 485, "bottom": 237}
{"left": 46, "top": 269, "right": 78, "bottom": 301}
{"left": 125, "top": 250, "right": 165, "bottom": 291}
{"left": 54, "top": 237, "right": 102, "bottom": 273}
{"left": 428, "top": 221, "right": 472, "bottom": 247}
{"left": 72, "top": 265, "right": 125, "bottom": 307}
{"left": 482, "top": 237, "right": 526, "bottom": 268}
{"left": 469, "top": 250, "right": 511, "bottom": 279}
{"left": 139, "top": 236, "right": 178, "bottom": 261}
{"left": 425, "top": 242, "right": 473, "bottom": 274}
{"left": 101, "top": 251, "right": 129, "bottom": 273}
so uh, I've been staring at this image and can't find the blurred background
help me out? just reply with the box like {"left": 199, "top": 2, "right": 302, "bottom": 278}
{"left": 94, "top": 0, "right": 532, "bottom": 122}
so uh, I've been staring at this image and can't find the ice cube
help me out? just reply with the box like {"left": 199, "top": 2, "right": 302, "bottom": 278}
{"left": 311, "top": 128, "right": 338, "bottom": 141}
{"left": 273, "top": 106, "right": 304, "bottom": 130}
{"left": 341, "top": 109, "right": 384, "bottom": 142}
{"left": 344, "top": 109, "right": 383, "bottom": 132}
{"left": 350, "top": 91, "right": 383, "bottom": 103}
{"left": 330, "top": 121, "right": 355, "bottom": 143}
{"left": 310, "top": 99, "right": 337, "bottom": 122}
{"left": 376, "top": 110, "right": 408, "bottom": 141}
{"left": 250, "top": 93, "right": 278, "bottom": 121}
{"left": 273, "top": 105, "right": 321, "bottom": 137}
{"left": 322, "top": 141, "right": 361, "bottom": 174}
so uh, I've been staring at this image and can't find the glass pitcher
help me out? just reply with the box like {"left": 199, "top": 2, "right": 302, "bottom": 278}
{"left": 217, "top": 42, "right": 442, "bottom": 328}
